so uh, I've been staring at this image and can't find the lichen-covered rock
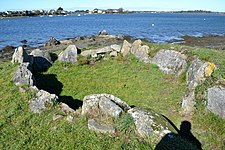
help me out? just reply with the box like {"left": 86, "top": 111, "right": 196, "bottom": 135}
{"left": 207, "top": 85, "right": 225, "bottom": 118}
{"left": 204, "top": 62, "right": 216, "bottom": 77}
{"left": 30, "top": 49, "right": 52, "bottom": 72}
{"left": 121, "top": 40, "right": 132, "bottom": 56}
{"left": 152, "top": 50, "right": 187, "bottom": 76}
{"left": 88, "top": 119, "right": 115, "bottom": 134}
{"left": 13, "top": 62, "right": 35, "bottom": 86}
{"left": 29, "top": 90, "right": 58, "bottom": 113}
{"left": 11, "top": 46, "right": 30, "bottom": 64}
{"left": 187, "top": 58, "right": 208, "bottom": 91}
{"left": 58, "top": 45, "right": 78, "bottom": 63}
{"left": 128, "top": 107, "right": 174, "bottom": 138}
{"left": 82, "top": 94, "right": 130, "bottom": 117}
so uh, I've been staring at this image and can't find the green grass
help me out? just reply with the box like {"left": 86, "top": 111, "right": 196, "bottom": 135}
{"left": 0, "top": 43, "right": 225, "bottom": 149}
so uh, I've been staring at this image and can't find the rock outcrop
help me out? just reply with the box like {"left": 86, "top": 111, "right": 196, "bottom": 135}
{"left": 98, "top": 30, "right": 109, "bottom": 36}
{"left": 130, "top": 40, "right": 150, "bottom": 63}
{"left": 152, "top": 50, "right": 187, "bottom": 76}
{"left": 128, "top": 107, "right": 174, "bottom": 137}
{"left": 44, "top": 37, "right": 60, "bottom": 47}
{"left": 11, "top": 46, "right": 30, "bottom": 64}
{"left": 88, "top": 119, "right": 115, "bottom": 134}
{"left": 30, "top": 49, "right": 52, "bottom": 72}
{"left": 29, "top": 90, "right": 58, "bottom": 113}
{"left": 82, "top": 94, "right": 130, "bottom": 118}
{"left": 58, "top": 45, "right": 78, "bottom": 63}
{"left": 207, "top": 85, "right": 225, "bottom": 118}
{"left": 13, "top": 62, "right": 35, "bottom": 86}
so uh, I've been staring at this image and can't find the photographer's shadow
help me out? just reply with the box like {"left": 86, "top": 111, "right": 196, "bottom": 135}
{"left": 155, "top": 120, "right": 202, "bottom": 150}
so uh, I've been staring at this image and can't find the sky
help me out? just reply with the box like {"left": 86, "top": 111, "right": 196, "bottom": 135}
{"left": 0, "top": 0, "right": 225, "bottom": 12}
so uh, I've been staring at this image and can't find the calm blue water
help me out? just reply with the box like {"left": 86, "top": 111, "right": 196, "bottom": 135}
{"left": 0, "top": 13, "right": 225, "bottom": 49}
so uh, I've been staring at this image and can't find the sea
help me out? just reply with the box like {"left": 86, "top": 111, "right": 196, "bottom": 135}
{"left": 0, "top": 13, "right": 225, "bottom": 49}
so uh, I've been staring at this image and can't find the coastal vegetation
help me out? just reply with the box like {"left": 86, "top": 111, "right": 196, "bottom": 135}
{"left": 0, "top": 41, "right": 225, "bottom": 149}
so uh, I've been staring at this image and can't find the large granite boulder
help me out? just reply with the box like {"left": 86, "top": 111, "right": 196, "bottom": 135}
{"left": 80, "top": 46, "right": 112, "bottom": 57}
{"left": 44, "top": 37, "right": 60, "bottom": 47}
{"left": 29, "top": 90, "right": 58, "bottom": 113}
{"left": 88, "top": 119, "right": 115, "bottom": 134}
{"left": 187, "top": 58, "right": 208, "bottom": 91}
{"left": 128, "top": 107, "right": 174, "bottom": 138}
{"left": 58, "top": 45, "right": 78, "bottom": 63}
{"left": 82, "top": 94, "right": 130, "bottom": 118}
{"left": 30, "top": 49, "right": 52, "bottom": 72}
{"left": 207, "top": 85, "right": 225, "bottom": 118}
{"left": 121, "top": 40, "right": 132, "bottom": 56}
{"left": 152, "top": 50, "right": 187, "bottom": 76}
{"left": 13, "top": 62, "right": 35, "bottom": 86}
{"left": 11, "top": 46, "right": 30, "bottom": 64}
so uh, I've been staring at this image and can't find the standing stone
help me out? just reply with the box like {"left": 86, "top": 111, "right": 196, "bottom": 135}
{"left": 11, "top": 46, "right": 30, "bottom": 64}
{"left": 130, "top": 39, "right": 142, "bottom": 54}
{"left": 13, "top": 62, "right": 35, "bottom": 86}
{"left": 182, "top": 91, "right": 196, "bottom": 115}
{"left": 121, "top": 40, "right": 132, "bottom": 56}
{"left": 30, "top": 49, "right": 52, "bottom": 72}
{"left": 187, "top": 58, "right": 208, "bottom": 91}
{"left": 207, "top": 85, "right": 225, "bottom": 118}
{"left": 58, "top": 45, "right": 78, "bottom": 63}
{"left": 128, "top": 107, "right": 173, "bottom": 138}
{"left": 133, "top": 45, "right": 150, "bottom": 63}
{"left": 152, "top": 50, "right": 187, "bottom": 76}
{"left": 29, "top": 90, "right": 58, "bottom": 113}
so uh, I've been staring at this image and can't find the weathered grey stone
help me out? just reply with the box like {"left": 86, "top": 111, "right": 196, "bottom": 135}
{"left": 187, "top": 58, "right": 208, "bottom": 91}
{"left": 110, "top": 44, "right": 121, "bottom": 52}
{"left": 13, "top": 62, "right": 35, "bottom": 86}
{"left": 132, "top": 45, "right": 150, "bottom": 63}
{"left": 82, "top": 94, "right": 130, "bottom": 117}
{"left": 128, "top": 107, "right": 173, "bottom": 138}
{"left": 11, "top": 46, "right": 30, "bottom": 64}
{"left": 58, "top": 103, "right": 75, "bottom": 114}
{"left": 66, "top": 115, "right": 74, "bottom": 122}
{"left": 152, "top": 50, "right": 187, "bottom": 76}
{"left": 45, "top": 37, "right": 60, "bottom": 47}
{"left": 109, "top": 51, "right": 118, "bottom": 57}
{"left": 121, "top": 40, "right": 132, "bottom": 56}
{"left": 99, "top": 97, "right": 123, "bottom": 118}
{"left": 29, "top": 90, "right": 58, "bottom": 113}
{"left": 30, "top": 49, "right": 52, "bottom": 72}
{"left": 58, "top": 45, "right": 78, "bottom": 63}
{"left": 207, "top": 85, "right": 225, "bottom": 118}
{"left": 60, "top": 39, "right": 73, "bottom": 45}
{"left": 81, "top": 46, "right": 112, "bottom": 57}
{"left": 88, "top": 119, "right": 115, "bottom": 134}
{"left": 182, "top": 91, "right": 196, "bottom": 115}
{"left": 98, "top": 30, "right": 109, "bottom": 36}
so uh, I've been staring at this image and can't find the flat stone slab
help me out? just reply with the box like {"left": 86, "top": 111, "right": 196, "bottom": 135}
{"left": 88, "top": 119, "right": 115, "bottom": 134}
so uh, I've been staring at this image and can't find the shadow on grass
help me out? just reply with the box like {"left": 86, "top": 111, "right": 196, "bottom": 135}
{"left": 34, "top": 73, "right": 83, "bottom": 110}
{"left": 155, "top": 119, "right": 202, "bottom": 150}
{"left": 34, "top": 73, "right": 63, "bottom": 95}
{"left": 58, "top": 96, "right": 83, "bottom": 110}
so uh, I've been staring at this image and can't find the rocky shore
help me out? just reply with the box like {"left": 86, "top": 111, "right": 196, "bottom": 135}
{"left": 170, "top": 34, "right": 225, "bottom": 50}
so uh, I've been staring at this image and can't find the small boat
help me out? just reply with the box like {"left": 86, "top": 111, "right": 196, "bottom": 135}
{"left": 77, "top": 14, "right": 81, "bottom": 17}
